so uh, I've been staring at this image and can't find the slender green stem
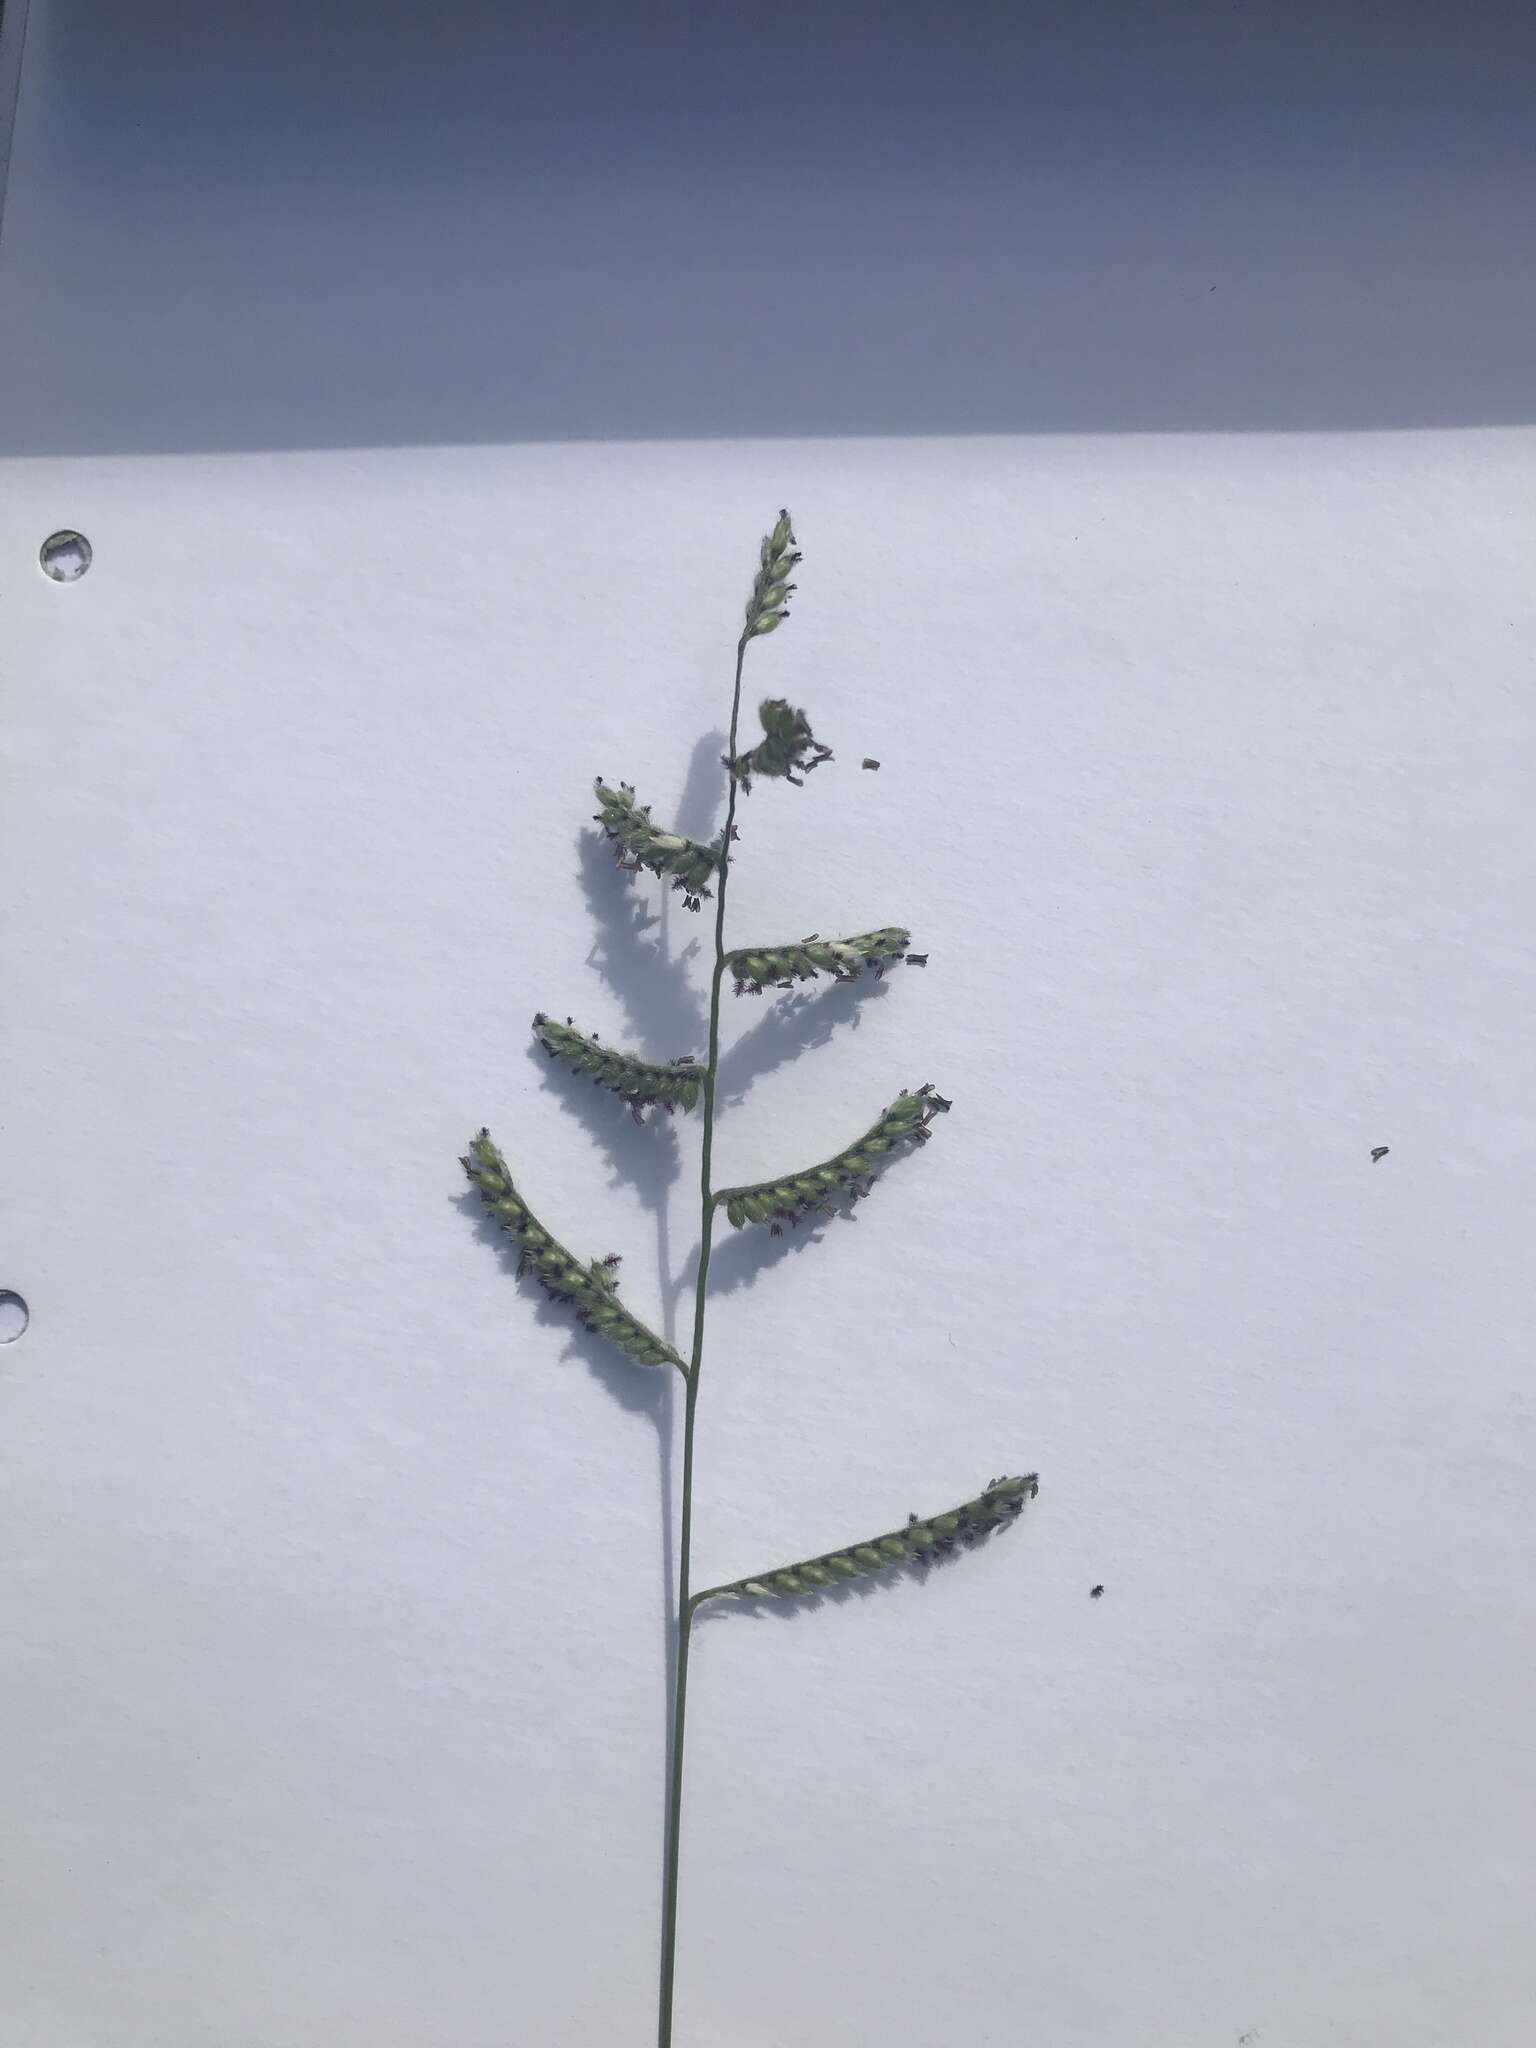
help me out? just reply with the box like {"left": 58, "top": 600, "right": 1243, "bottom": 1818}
{"left": 657, "top": 638, "right": 748, "bottom": 2048}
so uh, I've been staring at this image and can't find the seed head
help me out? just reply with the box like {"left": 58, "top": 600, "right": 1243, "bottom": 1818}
{"left": 533, "top": 1013, "right": 703, "bottom": 1118}
{"left": 729, "top": 699, "right": 833, "bottom": 790}
{"left": 726, "top": 926, "right": 913, "bottom": 994}
{"left": 462, "top": 1129, "right": 685, "bottom": 1374}
{"left": 592, "top": 779, "right": 722, "bottom": 910}
{"left": 716, "top": 1083, "right": 951, "bottom": 1231}
{"left": 744, "top": 509, "right": 801, "bottom": 638}
{"left": 700, "top": 1475, "right": 1040, "bottom": 1605}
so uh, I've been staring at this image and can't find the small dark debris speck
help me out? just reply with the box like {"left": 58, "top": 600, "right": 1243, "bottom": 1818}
{"left": 1090, "top": 1584, "right": 1104, "bottom": 1599}
{"left": 862, "top": 758, "right": 880, "bottom": 771}
{"left": 1371, "top": 1146, "right": 1389, "bottom": 1163}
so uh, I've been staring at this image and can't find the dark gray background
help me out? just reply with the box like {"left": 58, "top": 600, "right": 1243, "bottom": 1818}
{"left": 0, "top": 4, "right": 1532, "bottom": 446}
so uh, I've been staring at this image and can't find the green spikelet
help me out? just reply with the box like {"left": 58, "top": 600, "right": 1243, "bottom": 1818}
{"left": 697, "top": 1475, "right": 1039, "bottom": 1604}
{"left": 743, "top": 509, "right": 801, "bottom": 638}
{"left": 726, "top": 927, "right": 914, "bottom": 994}
{"left": 593, "top": 779, "right": 722, "bottom": 910}
{"left": 729, "top": 698, "right": 832, "bottom": 789}
{"left": 462, "top": 1129, "right": 686, "bottom": 1374}
{"left": 533, "top": 1014, "right": 703, "bottom": 1119}
{"left": 716, "top": 1083, "right": 951, "bottom": 1232}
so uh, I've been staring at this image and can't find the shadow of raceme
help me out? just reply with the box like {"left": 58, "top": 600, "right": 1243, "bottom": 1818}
{"left": 702, "top": 1208, "right": 830, "bottom": 1297}
{"left": 672, "top": 728, "right": 730, "bottom": 843}
{"left": 525, "top": 1036, "right": 697, "bottom": 1343}
{"left": 577, "top": 829, "right": 708, "bottom": 1057}
{"left": 715, "top": 973, "right": 892, "bottom": 1107}
{"left": 575, "top": 727, "right": 727, "bottom": 1061}
{"left": 452, "top": 1186, "right": 674, "bottom": 1427}
{"left": 527, "top": 1039, "right": 683, "bottom": 1228}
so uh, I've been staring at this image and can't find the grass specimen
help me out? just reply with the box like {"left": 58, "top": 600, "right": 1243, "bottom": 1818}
{"left": 462, "top": 511, "right": 1038, "bottom": 2045}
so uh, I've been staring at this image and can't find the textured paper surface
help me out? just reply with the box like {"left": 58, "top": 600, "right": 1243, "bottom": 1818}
{"left": 2, "top": 431, "right": 1532, "bottom": 2047}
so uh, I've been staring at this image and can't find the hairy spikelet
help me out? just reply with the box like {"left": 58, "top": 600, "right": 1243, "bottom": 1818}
{"left": 729, "top": 698, "right": 832, "bottom": 790}
{"left": 743, "top": 509, "right": 800, "bottom": 638}
{"left": 593, "top": 780, "right": 722, "bottom": 910}
{"left": 726, "top": 927, "right": 914, "bottom": 995}
{"left": 716, "top": 1083, "right": 950, "bottom": 1232}
{"left": 533, "top": 1013, "right": 702, "bottom": 1119}
{"left": 698, "top": 1475, "right": 1039, "bottom": 1603}
{"left": 462, "top": 1129, "right": 686, "bottom": 1373}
